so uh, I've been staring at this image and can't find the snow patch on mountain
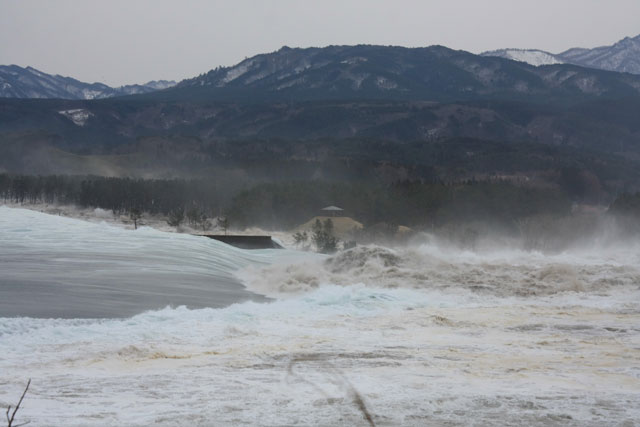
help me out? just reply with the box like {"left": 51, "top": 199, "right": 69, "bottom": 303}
{"left": 484, "top": 34, "right": 640, "bottom": 75}
{"left": 0, "top": 65, "right": 176, "bottom": 99}
{"left": 276, "top": 77, "right": 305, "bottom": 91}
{"left": 221, "top": 60, "right": 256, "bottom": 85}
{"left": 141, "top": 80, "right": 176, "bottom": 90}
{"left": 293, "top": 61, "right": 312, "bottom": 74}
{"left": 58, "top": 109, "right": 94, "bottom": 126}
{"left": 376, "top": 76, "right": 398, "bottom": 90}
{"left": 81, "top": 89, "right": 103, "bottom": 100}
{"left": 341, "top": 57, "right": 368, "bottom": 65}
{"left": 558, "top": 34, "right": 640, "bottom": 75}
{"left": 482, "top": 49, "right": 563, "bottom": 66}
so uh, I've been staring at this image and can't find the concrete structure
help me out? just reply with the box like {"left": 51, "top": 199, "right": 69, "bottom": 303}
{"left": 201, "top": 235, "right": 283, "bottom": 249}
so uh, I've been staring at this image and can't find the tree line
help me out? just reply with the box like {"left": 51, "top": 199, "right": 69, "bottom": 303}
{"left": 7, "top": 173, "right": 635, "bottom": 233}
{"left": 228, "top": 179, "right": 573, "bottom": 230}
{"left": 0, "top": 174, "right": 229, "bottom": 218}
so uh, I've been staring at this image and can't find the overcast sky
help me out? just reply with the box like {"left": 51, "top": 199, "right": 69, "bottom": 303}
{"left": 1, "top": 0, "right": 639, "bottom": 86}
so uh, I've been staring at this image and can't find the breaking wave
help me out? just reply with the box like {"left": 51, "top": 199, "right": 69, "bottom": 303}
{"left": 2, "top": 207, "right": 640, "bottom": 426}
{"left": 237, "top": 243, "right": 640, "bottom": 298}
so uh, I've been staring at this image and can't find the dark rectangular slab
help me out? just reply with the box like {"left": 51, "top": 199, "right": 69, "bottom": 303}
{"left": 202, "top": 235, "right": 283, "bottom": 249}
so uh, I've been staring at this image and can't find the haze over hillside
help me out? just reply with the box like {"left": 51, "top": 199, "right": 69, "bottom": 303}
{"left": 2, "top": 42, "right": 640, "bottom": 200}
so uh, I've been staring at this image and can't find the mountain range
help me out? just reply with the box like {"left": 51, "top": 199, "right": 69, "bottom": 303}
{"left": 0, "top": 65, "right": 175, "bottom": 99}
{"left": 2, "top": 34, "right": 639, "bottom": 101}
{"left": 164, "top": 44, "right": 640, "bottom": 103}
{"left": 482, "top": 34, "right": 640, "bottom": 75}
{"left": 1, "top": 41, "right": 640, "bottom": 199}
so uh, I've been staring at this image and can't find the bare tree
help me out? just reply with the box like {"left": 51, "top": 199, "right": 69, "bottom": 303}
{"left": 312, "top": 219, "right": 338, "bottom": 254}
{"left": 129, "top": 207, "right": 142, "bottom": 230}
{"left": 166, "top": 207, "right": 184, "bottom": 228}
{"left": 217, "top": 216, "right": 229, "bottom": 235}
{"left": 186, "top": 205, "right": 201, "bottom": 227}
{"left": 293, "top": 231, "right": 309, "bottom": 250}
{"left": 198, "top": 212, "right": 212, "bottom": 232}
{"left": 6, "top": 379, "right": 31, "bottom": 427}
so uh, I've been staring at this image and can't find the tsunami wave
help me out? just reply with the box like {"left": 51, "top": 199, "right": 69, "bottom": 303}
{"left": 1, "top": 206, "right": 639, "bottom": 426}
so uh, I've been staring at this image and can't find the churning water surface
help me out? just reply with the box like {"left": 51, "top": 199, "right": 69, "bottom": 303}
{"left": 1, "top": 206, "right": 639, "bottom": 426}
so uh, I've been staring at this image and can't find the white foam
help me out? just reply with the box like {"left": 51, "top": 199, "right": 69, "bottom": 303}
{"left": 2, "top": 284, "right": 639, "bottom": 425}
{"left": 1, "top": 206, "right": 639, "bottom": 425}
{"left": 237, "top": 243, "right": 640, "bottom": 301}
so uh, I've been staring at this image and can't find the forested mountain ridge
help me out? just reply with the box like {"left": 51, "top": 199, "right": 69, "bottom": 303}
{"left": 0, "top": 65, "right": 175, "bottom": 99}
{"left": 167, "top": 44, "right": 640, "bottom": 103}
{"left": 5, "top": 42, "right": 640, "bottom": 103}
{"left": 2, "top": 96, "right": 640, "bottom": 157}
{"left": 2, "top": 44, "right": 640, "bottom": 160}
{"left": 1, "top": 44, "right": 640, "bottom": 201}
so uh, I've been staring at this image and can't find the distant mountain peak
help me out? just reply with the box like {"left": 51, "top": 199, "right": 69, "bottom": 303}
{"left": 483, "top": 34, "right": 640, "bottom": 75}
{"left": 480, "top": 49, "right": 563, "bottom": 66}
{"left": 0, "top": 65, "right": 176, "bottom": 99}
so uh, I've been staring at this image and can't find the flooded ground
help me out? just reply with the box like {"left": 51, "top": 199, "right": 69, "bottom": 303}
{"left": 1, "top": 206, "right": 639, "bottom": 426}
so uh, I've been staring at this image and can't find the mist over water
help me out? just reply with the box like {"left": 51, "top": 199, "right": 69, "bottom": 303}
{"left": 1, "top": 207, "right": 639, "bottom": 426}
{"left": 239, "top": 230, "right": 640, "bottom": 301}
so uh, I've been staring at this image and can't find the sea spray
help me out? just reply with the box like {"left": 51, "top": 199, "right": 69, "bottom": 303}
{"left": 1, "top": 207, "right": 640, "bottom": 425}
{"left": 237, "top": 244, "right": 640, "bottom": 298}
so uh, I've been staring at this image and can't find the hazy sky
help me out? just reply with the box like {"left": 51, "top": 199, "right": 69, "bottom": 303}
{"left": 1, "top": 0, "right": 639, "bottom": 86}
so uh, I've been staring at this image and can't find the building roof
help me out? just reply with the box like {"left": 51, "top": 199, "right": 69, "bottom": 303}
{"left": 321, "top": 206, "right": 343, "bottom": 211}
{"left": 295, "top": 216, "right": 363, "bottom": 238}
